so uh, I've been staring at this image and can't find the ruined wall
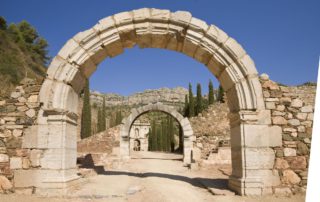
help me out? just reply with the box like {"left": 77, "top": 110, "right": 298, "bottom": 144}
{"left": 0, "top": 76, "right": 317, "bottom": 194}
{"left": 261, "top": 75, "right": 315, "bottom": 193}
{"left": 0, "top": 78, "right": 41, "bottom": 194}
{"left": 190, "top": 76, "right": 316, "bottom": 193}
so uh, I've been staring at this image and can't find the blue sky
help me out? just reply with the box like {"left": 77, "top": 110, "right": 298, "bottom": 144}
{"left": 2, "top": 0, "right": 320, "bottom": 95}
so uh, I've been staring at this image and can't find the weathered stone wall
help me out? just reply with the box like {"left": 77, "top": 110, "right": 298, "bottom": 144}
{"left": 0, "top": 78, "right": 41, "bottom": 193}
{"left": 190, "top": 76, "right": 316, "bottom": 193}
{"left": 261, "top": 75, "right": 315, "bottom": 193}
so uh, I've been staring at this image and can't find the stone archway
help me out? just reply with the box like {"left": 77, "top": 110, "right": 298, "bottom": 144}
{"left": 120, "top": 102, "right": 194, "bottom": 164}
{"left": 19, "top": 8, "right": 279, "bottom": 195}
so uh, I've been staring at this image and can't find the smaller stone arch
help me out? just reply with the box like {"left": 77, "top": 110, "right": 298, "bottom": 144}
{"left": 120, "top": 102, "right": 194, "bottom": 164}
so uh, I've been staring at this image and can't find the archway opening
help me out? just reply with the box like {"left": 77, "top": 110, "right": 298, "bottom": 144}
{"left": 129, "top": 111, "right": 184, "bottom": 155}
{"left": 21, "top": 8, "right": 276, "bottom": 196}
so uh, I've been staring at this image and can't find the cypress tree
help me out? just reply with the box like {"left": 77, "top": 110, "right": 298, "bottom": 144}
{"left": 208, "top": 79, "right": 214, "bottom": 105}
{"left": 97, "top": 108, "right": 101, "bottom": 132}
{"left": 188, "top": 83, "right": 195, "bottom": 117}
{"left": 217, "top": 85, "right": 225, "bottom": 103}
{"left": 196, "top": 83, "right": 203, "bottom": 115}
{"left": 152, "top": 120, "right": 157, "bottom": 151}
{"left": 166, "top": 117, "right": 171, "bottom": 152}
{"left": 101, "top": 96, "right": 106, "bottom": 131}
{"left": 184, "top": 95, "right": 189, "bottom": 117}
{"left": 80, "top": 79, "right": 92, "bottom": 139}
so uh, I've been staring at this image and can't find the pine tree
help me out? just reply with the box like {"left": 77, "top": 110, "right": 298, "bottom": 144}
{"left": 217, "top": 85, "right": 225, "bottom": 103}
{"left": 196, "top": 83, "right": 203, "bottom": 115}
{"left": 208, "top": 79, "right": 214, "bottom": 105}
{"left": 80, "top": 79, "right": 92, "bottom": 139}
{"left": 188, "top": 83, "right": 195, "bottom": 117}
{"left": 101, "top": 96, "right": 106, "bottom": 131}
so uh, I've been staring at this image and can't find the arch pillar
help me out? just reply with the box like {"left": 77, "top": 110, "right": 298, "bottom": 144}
{"left": 228, "top": 110, "right": 281, "bottom": 195}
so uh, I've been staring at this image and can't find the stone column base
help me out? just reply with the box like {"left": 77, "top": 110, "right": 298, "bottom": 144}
{"left": 228, "top": 175, "right": 263, "bottom": 195}
{"left": 14, "top": 169, "right": 87, "bottom": 196}
{"left": 36, "top": 177, "right": 87, "bottom": 196}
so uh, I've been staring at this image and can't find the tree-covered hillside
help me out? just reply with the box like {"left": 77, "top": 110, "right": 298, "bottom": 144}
{"left": 0, "top": 16, "right": 48, "bottom": 97}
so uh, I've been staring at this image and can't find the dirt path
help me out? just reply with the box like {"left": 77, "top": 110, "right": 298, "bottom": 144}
{"left": 1, "top": 151, "right": 305, "bottom": 202}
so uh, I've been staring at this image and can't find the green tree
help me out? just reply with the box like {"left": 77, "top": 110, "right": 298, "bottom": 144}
{"left": 0, "top": 16, "right": 7, "bottom": 30}
{"left": 33, "top": 37, "right": 49, "bottom": 64}
{"left": 80, "top": 79, "right": 92, "bottom": 139}
{"left": 115, "top": 110, "right": 122, "bottom": 125}
{"left": 97, "top": 107, "right": 102, "bottom": 132}
{"left": 148, "top": 128, "right": 152, "bottom": 151}
{"left": 101, "top": 96, "right": 106, "bottom": 131}
{"left": 208, "top": 79, "right": 214, "bottom": 105}
{"left": 188, "top": 83, "right": 195, "bottom": 117}
{"left": 17, "top": 20, "right": 38, "bottom": 44}
{"left": 217, "top": 85, "right": 225, "bottom": 103}
{"left": 184, "top": 94, "right": 189, "bottom": 117}
{"left": 196, "top": 83, "right": 203, "bottom": 115}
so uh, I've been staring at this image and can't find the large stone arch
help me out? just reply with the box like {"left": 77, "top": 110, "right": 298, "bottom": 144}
{"left": 19, "top": 8, "right": 280, "bottom": 195}
{"left": 120, "top": 102, "right": 194, "bottom": 164}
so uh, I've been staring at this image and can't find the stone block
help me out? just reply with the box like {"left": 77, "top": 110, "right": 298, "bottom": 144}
{"left": 296, "top": 113, "right": 307, "bottom": 120}
{"left": 291, "top": 99, "right": 303, "bottom": 108}
{"left": 274, "top": 158, "right": 289, "bottom": 170}
{"left": 246, "top": 169, "right": 280, "bottom": 187}
{"left": 0, "top": 175, "right": 12, "bottom": 190}
{"left": 245, "top": 148, "right": 275, "bottom": 169}
{"left": 262, "top": 80, "right": 279, "bottom": 90}
{"left": 269, "top": 126, "right": 282, "bottom": 147}
{"left": 22, "top": 125, "right": 49, "bottom": 149}
{"left": 13, "top": 129, "right": 23, "bottom": 137}
{"left": 282, "top": 170, "right": 301, "bottom": 184}
{"left": 277, "top": 105, "right": 285, "bottom": 111}
{"left": 266, "top": 102, "right": 276, "bottom": 109}
{"left": 272, "top": 116, "right": 287, "bottom": 125}
{"left": 0, "top": 154, "right": 9, "bottom": 163}
{"left": 14, "top": 169, "right": 41, "bottom": 187}
{"left": 27, "top": 95, "right": 38, "bottom": 103}
{"left": 25, "top": 109, "right": 36, "bottom": 118}
{"left": 288, "top": 119, "right": 300, "bottom": 126}
{"left": 230, "top": 124, "right": 269, "bottom": 147}
{"left": 10, "top": 157, "right": 22, "bottom": 169}
{"left": 283, "top": 148, "right": 296, "bottom": 157}
{"left": 11, "top": 92, "right": 21, "bottom": 99}
{"left": 297, "top": 142, "right": 309, "bottom": 155}
{"left": 30, "top": 149, "right": 42, "bottom": 167}
{"left": 280, "top": 97, "right": 291, "bottom": 106}
{"left": 285, "top": 156, "right": 307, "bottom": 170}
{"left": 0, "top": 129, "right": 11, "bottom": 138}
{"left": 301, "top": 105, "right": 313, "bottom": 113}
{"left": 224, "top": 37, "right": 246, "bottom": 59}
{"left": 307, "top": 113, "right": 313, "bottom": 121}
{"left": 22, "top": 158, "right": 30, "bottom": 169}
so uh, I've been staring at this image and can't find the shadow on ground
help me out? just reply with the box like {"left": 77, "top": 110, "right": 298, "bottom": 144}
{"left": 78, "top": 154, "right": 230, "bottom": 192}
